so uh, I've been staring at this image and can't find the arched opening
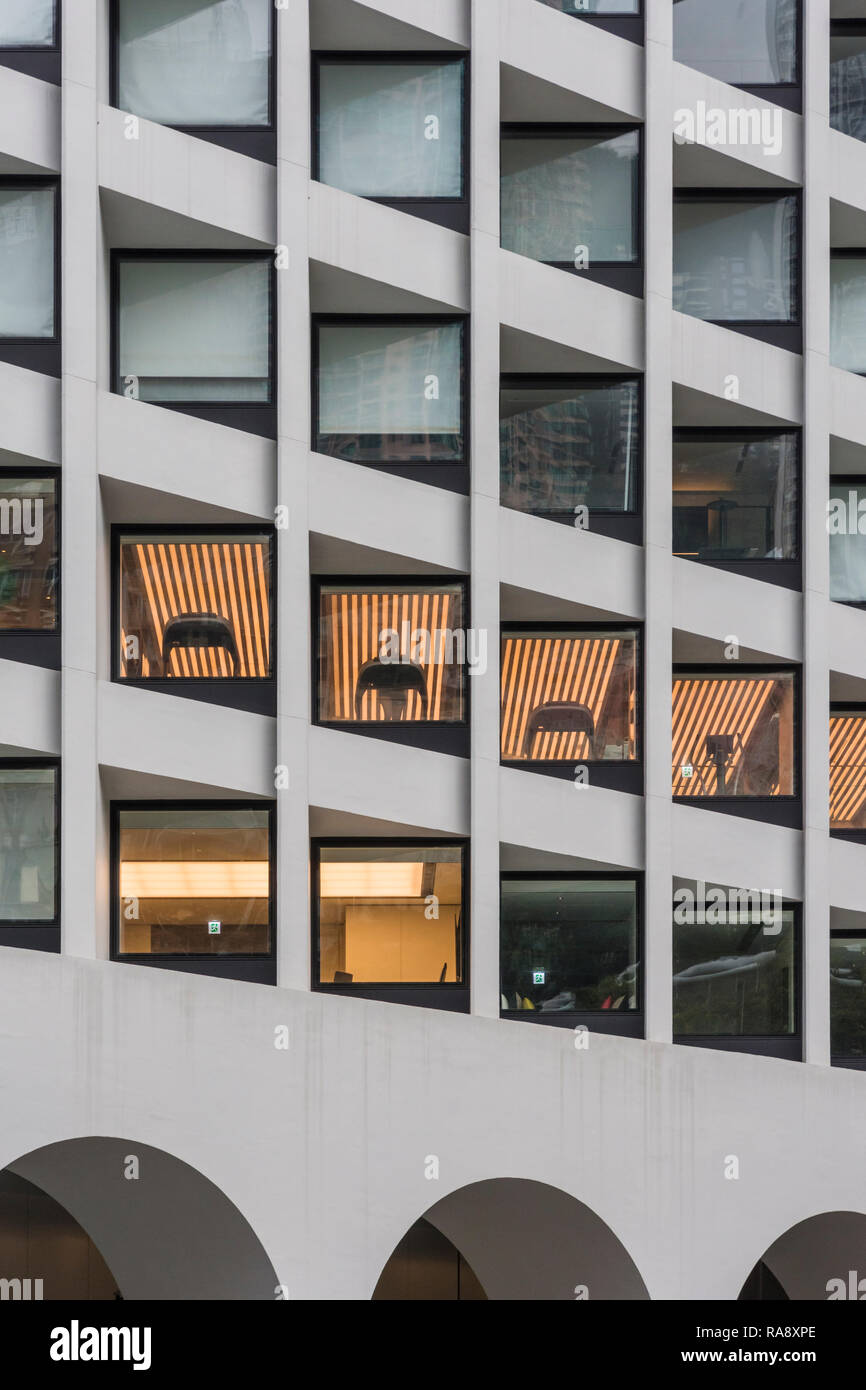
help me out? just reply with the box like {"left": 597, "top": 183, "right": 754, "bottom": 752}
{"left": 374, "top": 1178, "right": 649, "bottom": 1301}
{"left": 3, "top": 1137, "right": 277, "bottom": 1300}
{"left": 739, "top": 1212, "right": 866, "bottom": 1301}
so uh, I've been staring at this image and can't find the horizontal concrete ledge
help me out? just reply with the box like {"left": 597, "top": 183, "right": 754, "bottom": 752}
{"left": 311, "top": 0, "right": 469, "bottom": 50}
{"left": 500, "top": 252, "right": 644, "bottom": 371}
{"left": 501, "top": 0, "right": 643, "bottom": 121}
{"left": 500, "top": 507, "right": 643, "bottom": 621}
{"left": 310, "top": 724, "right": 469, "bottom": 835}
{"left": 500, "top": 765, "right": 644, "bottom": 868}
{"left": 829, "top": 600, "right": 866, "bottom": 684}
{"left": 97, "top": 681, "right": 275, "bottom": 798}
{"left": 98, "top": 105, "right": 275, "bottom": 248}
{"left": 0, "top": 660, "right": 59, "bottom": 757}
{"left": 831, "top": 366, "right": 866, "bottom": 452}
{"left": 672, "top": 62, "right": 801, "bottom": 189}
{"left": 672, "top": 558, "right": 802, "bottom": 663}
{"left": 672, "top": 312, "right": 802, "bottom": 425}
{"left": 829, "top": 835, "right": 866, "bottom": 915}
{"left": 0, "top": 361, "right": 60, "bottom": 466}
{"left": 98, "top": 392, "right": 276, "bottom": 521}
{"left": 0, "top": 64, "right": 59, "bottom": 174}
{"left": 672, "top": 802, "right": 802, "bottom": 902}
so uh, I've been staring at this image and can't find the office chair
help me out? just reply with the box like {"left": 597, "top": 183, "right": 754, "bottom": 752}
{"left": 162, "top": 613, "right": 239, "bottom": 677}
{"left": 522, "top": 702, "right": 594, "bottom": 759}
{"left": 354, "top": 658, "right": 429, "bottom": 720}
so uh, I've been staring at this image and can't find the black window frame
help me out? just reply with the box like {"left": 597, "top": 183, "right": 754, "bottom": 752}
{"left": 672, "top": 426, "right": 801, "bottom": 590}
{"left": 312, "top": 50, "right": 470, "bottom": 234}
{"left": 672, "top": 662, "right": 802, "bottom": 828}
{"left": 111, "top": 523, "right": 277, "bottom": 717}
{"left": 311, "top": 836, "right": 470, "bottom": 1013}
{"left": 535, "top": 0, "right": 644, "bottom": 46}
{"left": 672, "top": 187, "right": 803, "bottom": 354}
{"left": 500, "top": 620, "right": 644, "bottom": 794}
{"left": 499, "top": 869, "right": 644, "bottom": 1037}
{"left": 0, "top": 464, "right": 60, "bottom": 670}
{"left": 672, "top": 0, "right": 802, "bottom": 114}
{"left": 109, "top": 0, "right": 276, "bottom": 165}
{"left": 830, "top": 927, "right": 866, "bottom": 1070}
{"left": 110, "top": 797, "right": 277, "bottom": 985}
{"left": 110, "top": 249, "right": 277, "bottom": 440}
{"left": 312, "top": 312, "right": 469, "bottom": 495}
{"left": 500, "top": 372, "right": 643, "bottom": 544}
{"left": 0, "top": 756, "right": 60, "bottom": 953}
{"left": 0, "top": 175, "right": 60, "bottom": 377}
{"left": 673, "top": 897, "right": 801, "bottom": 1061}
{"left": 500, "top": 123, "right": 644, "bottom": 298}
{"left": 0, "top": 0, "right": 60, "bottom": 85}
{"left": 312, "top": 573, "right": 470, "bottom": 758}
{"left": 829, "top": 701, "right": 866, "bottom": 844}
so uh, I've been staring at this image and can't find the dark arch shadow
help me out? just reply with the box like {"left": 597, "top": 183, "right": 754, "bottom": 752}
{"left": 6, "top": 1137, "right": 278, "bottom": 1300}
{"left": 374, "top": 1178, "right": 649, "bottom": 1301}
{"left": 739, "top": 1211, "right": 866, "bottom": 1301}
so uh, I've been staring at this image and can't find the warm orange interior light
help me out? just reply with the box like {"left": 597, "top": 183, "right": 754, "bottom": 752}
{"left": 320, "top": 862, "right": 426, "bottom": 898}
{"left": 120, "top": 861, "right": 269, "bottom": 898}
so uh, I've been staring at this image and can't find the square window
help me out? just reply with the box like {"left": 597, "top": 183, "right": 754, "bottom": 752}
{"left": 831, "top": 255, "right": 866, "bottom": 373}
{"left": 114, "top": 0, "right": 272, "bottom": 130}
{"left": 0, "top": 474, "right": 57, "bottom": 630}
{"left": 830, "top": 710, "right": 866, "bottom": 832}
{"left": 316, "top": 580, "right": 467, "bottom": 725}
{"left": 500, "top": 377, "right": 640, "bottom": 520}
{"left": 316, "top": 56, "right": 465, "bottom": 203}
{"left": 115, "top": 530, "right": 274, "bottom": 683}
{"left": 500, "top": 876, "right": 639, "bottom": 1016}
{"left": 828, "top": 480, "right": 866, "bottom": 600}
{"left": 314, "top": 317, "right": 465, "bottom": 467}
{"left": 674, "top": 898, "right": 797, "bottom": 1038}
{"left": 831, "top": 934, "right": 866, "bottom": 1060}
{"left": 0, "top": 763, "right": 58, "bottom": 925}
{"left": 114, "top": 255, "right": 273, "bottom": 407}
{"left": 831, "top": 26, "right": 866, "bottom": 143}
{"left": 672, "top": 431, "right": 799, "bottom": 563}
{"left": 0, "top": 0, "right": 56, "bottom": 48}
{"left": 673, "top": 0, "right": 798, "bottom": 87}
{"left": 672, "top": 669, "right": 797, "bottom": 799}
{"left": 673, "top": 194, "right": 799, "bottom": 325}
{"left": 501, "top": 627, "right": 640, "bottom": 764}
{"left": 501, "top": 127, "right": 640, "bottom": 268}
{"left": 114, "top": 804, "right": 273, "bottom": 958}
{"left": 315, "top": 842, "right": 466, "bottom": 987}
{"left": 0, "top": 184, "right": 57, "bottom": 341}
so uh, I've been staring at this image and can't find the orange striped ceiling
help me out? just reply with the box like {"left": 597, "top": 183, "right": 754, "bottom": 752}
{"left": 830, "top": 714, "right": 866, "bottom": 827}
{"left": 500, "top": 634, "right": 634, "bottom": 761}
{"left": 120, "top": 540, "right": 271, "bottom": 679}
{"left": 319, "top": 588, "right": 464, "bottom": 722}
{"left": 672, "top": 676, "right": 778, "bottom": 797}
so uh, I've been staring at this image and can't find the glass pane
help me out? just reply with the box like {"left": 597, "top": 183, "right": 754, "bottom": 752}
{"left": 536, "top": 0, "right": 639, "bottom": 11}
{"left": 831, "top": 257, "right": 866, "bottom": 373}
{"left": 117, "top": 258, "right": 271, "bottom": 403}
{"left": 831, "top": 937, "right": 866, "bottom": 1057}
{"left": 0, "top": 476, "right": 57, "bottom": 630}
{"left": 672, "top": 670, "right": 796, "bottom": 797}
{"left": 501, "top": 380, "right": 639, "bottom": 516}
{"left": 0, "top": 766, "right": 56, "bottom": 922}
{"left": 316, "top": 320, "right": 463, "bottom": 463}
{"left": 672, "top": 433, "right": 798, "bottom": 560}
{"left": 118, "top": 533, "right": 272, "bottom": 680}
{"left": 117, "top": 807, "right": 271, "bottom": 956}
{"left": 116, "top": 0, "right": 271, "bottom": 128}
{"left": 830, "top": 711, "right": 866, "bottom": 831}
{"left": 673, "top": 0, "right": 798, "bottom": 85}
{"left": 831, "top": 34, "right": 866, "bottom": 142}
{"left": 318, "top": 844, "right": 464, "bottom": 985}
{"left": 673, "top": 906, "right": 796, "bottom": 1036}
{"left": 500, "top": 130, "right": 639, "bottom": 265}
{"left": 0, "top": 0, "right": 54, "bottom": 46}
{"left": 829, "top": 482, "right": 866, "bottom": 600}
{"left": 500, "top": 878, "right": 638, "bottom": 1013}
{"left": 318, "top": 583, "right": 467, "bottom": 723}
{"left": 317, "top": 60, "right": 464, "bottom": 199}
{"left": 0, "top": 187, "right": 55, "bottom": 339}
{"left": 673, "top": 197, "right": 798, "bottom": 323}
{"left": 501, "top": 629, "right": 639, "bottom": 762}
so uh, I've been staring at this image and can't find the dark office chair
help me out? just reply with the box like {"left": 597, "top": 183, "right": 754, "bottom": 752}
{"left": 703, "top": 732, "right": 738, "bottom": 795}
{"left": 354, "top": 658, "right": 429, "bottom": 720}
{"left": 333, "top": 970, "right": 353, "bottom": 984}
{"left": 523, "top": 702, "right": 594, "bottom": 759}
{"left": 162, "top": 613, "right": 239, "bottom": 677}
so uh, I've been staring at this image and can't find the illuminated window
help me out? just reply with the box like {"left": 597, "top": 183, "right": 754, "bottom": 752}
{"left": 0, "top": 475, "right": 57, "bottom": 630}
{"left": 830, "top": 710, "right": 866, "bottom": 832}
{"left": 316, "top": 581, "right": 467, "bottom": 725}
{"left": 115, "top": 531, "right": 273, "bottom": 682}
{"left": 315, "top": 843, "right": 465, "bottom": 987}
{"left": 114, "top": 805, "right": 272, "bottom": 958}
{"left": 0, "top": 763, "right": 58, "bottom": 925}
{"left": 500, "top": 876, "right": 639, "bottom": 1017}
{"left": 501, "top": 628, "right": 639, "bottom": 763}
{"left": 831, "top": 934, "right": 866, "bottom": 1060}
{"left": 672, "top": 669, "right": 797, "bottom": 799}
{"left": 673, "top": 432, "right": 798, "bottom": 563}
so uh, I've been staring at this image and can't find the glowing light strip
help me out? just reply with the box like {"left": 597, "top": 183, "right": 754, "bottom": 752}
{"left": 120, "top": 861, "right": 269, "bottom": 898}
{"left": 319, "top": 862, "right": 426, "bottom": 898}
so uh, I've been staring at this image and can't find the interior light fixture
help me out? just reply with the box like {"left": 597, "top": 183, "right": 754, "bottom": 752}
{"left": 120, "top": 861, "right": 269, "bottom": 899}
{"left": 319, "top": 862, "right": 426, "bottom": 898}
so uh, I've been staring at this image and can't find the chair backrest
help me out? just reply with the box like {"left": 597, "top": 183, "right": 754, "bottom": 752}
{"left": 354, "top": 658, "right": 428, "bottom": 719}
{"left": 162, "top": 613, "right": 239, "bottom": 676}
{"left": 523, "top": 701, "right": 594, "bottom": 757}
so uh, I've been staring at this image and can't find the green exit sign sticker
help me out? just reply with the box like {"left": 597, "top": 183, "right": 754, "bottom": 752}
{"left": 533, "top": 970, "right": 545, "bottom": 985}
{"left": 208, "top": 921, "right": 221, "bottom": 935}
